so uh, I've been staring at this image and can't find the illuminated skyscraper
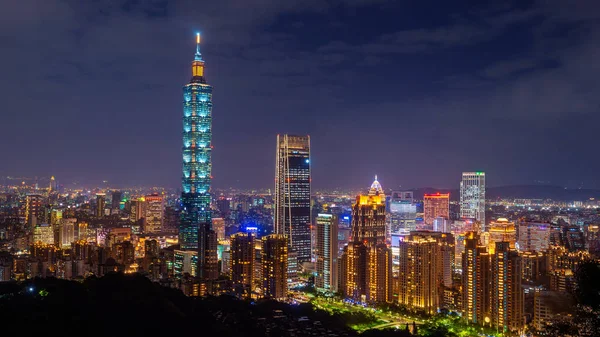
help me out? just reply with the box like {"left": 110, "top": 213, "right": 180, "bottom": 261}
{"left": 96, "top": 193, "right": 106, "bottom": 217}
{"left": 460, "top": 172, "right": 486, "bottom": 230}
{"left": 398, "top": 235, "right": 440, "bottom": 313}
{"left": 315, "top": 213, "right": 338, "bottom": 292}
{"left": 178, "top": 33, "right": 217, "bottom": 281}
{"left": 230, "top": 232, "right": 255, "bottom": 294}
{"left": 491, "top": 242, "right": 523, "bottom": 333}
{"left": 517, "top": 221, "right": 552, "bottom": 252}
{"left": 367, "top": 243, "right": 393, "bottom": 304}
{"left": 423, "top": 193, "right": 449, "bottom": 226}
{"left": 111, "top": 190, "right": 122, "bottom": 211}
{"left": 262, "top": 234, "right": 288, "bottom": 299}
{"left": 58, "top": 218, "right": 76, "bottom": 249}
{"left": 144, "top": 194, "right": 164, "bottom": 233}
{"left": 351, "top": 176, "right": 386, "bottom": 245}
{"left": 49, "top": 176, "right": 57, "bottom": 192}
{"left": 25, "top": 194, "right": 45, "bottom": 229}
{"left": 274, "top": 135, "right": 311, "bottom": 266}
{"left": 130, "top": 197, "right": 146, "bottom": 223}
{"left": 488, "top": 218, "right": 516, "bottom": 254}
{"left": 462, "top": 232, "right": 491, "bottom": 325}
{"left": 342, "top": 177, "right": 391, "bottom": 303}
{"left": 388, "top": 191, "right": 417, "bottom": 233}
{"left": 180, "top": 33, "right": 213, "bottom": 250}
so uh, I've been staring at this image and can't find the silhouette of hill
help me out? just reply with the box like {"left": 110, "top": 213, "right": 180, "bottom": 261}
{"left": 0, "top": 273, "right": 357, "bottom": 337}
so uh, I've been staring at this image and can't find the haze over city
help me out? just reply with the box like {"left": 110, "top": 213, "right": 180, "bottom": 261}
{"left": 2, "top": 1, "right": 600, "bottom": 189}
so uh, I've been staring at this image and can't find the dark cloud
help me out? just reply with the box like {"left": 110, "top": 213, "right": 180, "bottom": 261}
{"left": 1, "top": 0, "right": 599, "bottom": 190}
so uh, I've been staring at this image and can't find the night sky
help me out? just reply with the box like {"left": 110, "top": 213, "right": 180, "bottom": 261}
{"left": 2, "top": 1, "right": 599, "bottom": 190}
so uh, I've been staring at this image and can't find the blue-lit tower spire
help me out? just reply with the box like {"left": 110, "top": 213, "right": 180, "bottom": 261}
{"left": 180, "top": 32, "right": 213, "bottom": 251}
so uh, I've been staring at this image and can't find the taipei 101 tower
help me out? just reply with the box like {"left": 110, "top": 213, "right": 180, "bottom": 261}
{"left": 179, "top": 33, "right": 217, "bottom": 280}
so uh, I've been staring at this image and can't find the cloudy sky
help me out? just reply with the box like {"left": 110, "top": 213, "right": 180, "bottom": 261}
{"left": 1, "top": 0, "right": 599, "bottom": 190}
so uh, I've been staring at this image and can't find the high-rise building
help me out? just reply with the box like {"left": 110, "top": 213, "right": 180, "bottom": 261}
{"left": 423, "top": 193, "right": 449, "bottom": 226}
{"left": 180, "top": 33, "right": 213, "bottom": 251}
{"left": 58, "top": 218, "right": 76, "bottom": 249}
{"left": 111, "top": 190, "right": 122, "bottom": 210}
{"left": 351, "top": 177, "right": 386, "bottom": 245}
{"left": 517, "top": 221, "right": 551, "bottom": 252}
{"left": 212, "top": 217, "right": 225, "bottom": 241}
{"left": 96, "top": 193, "right": 106, "bottom": 217}
{"left": 462, "top": 232, "right": 491, "bottom": 325}
{"left": 198, "top": 224, "right": 218, "bottom": 280}
{"left": 315, "top": 213, "right": 339, "bottom": 292}
{"left": 398, "top": 234, "right": 442, "bottom": 314}
{"left": 49, "top": 176, "right": 57, "bottom": 192}
{"left": 274, "top": 134, "right": 311, "bottom": 265}
{"left": 521, "top": 251, "right": 546, "bottom": 282}
{"left": 433, "top": 217, "right": 450, "bottom": 233}
{"left": 130, "top": 197, "right": 146, "bottom": 223}
{"left": 174, "top": 250, "right": 198, "bottom": 277}
{"left": 488, "top": 218, "right": 516, "bottom": 254}
{"left": 230, "top": 232, "right": 255, "bottom": 294}
{"left": 367, "top": 243, "right": 393, "bottom": 304}
{"left": 460, "top": 172, "right": 486, "bottom": 230}
{"left": 342, "top": 177, "right": 391, "bottom": 304}
{"left": 25, "top": 194, "right": 45, "bottom": 229}
{"left": 389, "top": 191, "right": 417, "bottom": 233}
{"left": 261, "top": 234, "right": 288, "bottom": 299}
{"left": 33, "top": 224, "right": 54, "bottom": 245}
{"left": 491, "top": 242, "right": 523, "bottom": 333}
{"left": 144, "top": 194, "right": 164, "bottom": 233}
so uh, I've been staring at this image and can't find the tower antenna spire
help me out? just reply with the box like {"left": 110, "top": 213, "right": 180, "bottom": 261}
{"left": 195, "top": 32, "right": 202, "bottom": 60}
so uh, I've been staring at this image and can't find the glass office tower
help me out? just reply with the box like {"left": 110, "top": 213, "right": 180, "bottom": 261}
{"left": 460, "top": 172, "right": 486, "bottom": 231}
{"left": 274, "top": 135, "right": 311, "bottom": 265}
{"left": 180, "top": 33, "right": 213, "bottom": 250}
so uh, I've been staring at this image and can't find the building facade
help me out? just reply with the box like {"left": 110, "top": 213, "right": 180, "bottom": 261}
{"left": 230, "top": 232, "right": 255, "bottom": 294}
{"left": 315, "top": 213, "right": 339, "bottom": 292}
{"left": 180, "top": 33, "right": 213, "bottom": 251}
{"left": 423, "top": 193, "right": 449, "bottom": 226}
{"left": 261, "top": 234, "right": 288, "bottom": 299}
{"left": 274, "top": 134, "right": 311, "bottom": 266}
{"left": 145, "top": 194, "right": 164, "bottom": 233}
{"left": 460, "top": 172, "right": 486, "bottom": 230}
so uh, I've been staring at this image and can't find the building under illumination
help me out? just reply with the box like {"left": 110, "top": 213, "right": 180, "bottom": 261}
{"left": 398, "top": 234, "right": 442, "bottom": 314}
{"left": 96, "top": 193, "right": 106, "bottom": 217}
{"left": 342, "top": 177, "right": 391, "bottom": 304}
{"left": 517, "top": 221, "right": 551, "bottom": 252}
{"left": 144, "top": 194, "right": 164, "bottom": 233}
{"left": 180, "top": 33, "right": 213, "bottom": 249}
{"left": 423, "top": 193, "right": 449, "bottom": 226}
{"left": 351, "top": 177, "right": 386, "bottom": 245}
{"left": 488, "top": 218, "right": 516, "bottom": 253}
{"left": 33, "top": 224, "right": 54, "bottom": 245}
{"left": 315, "top": 213, "right": 338, "bottom": 292}
{"left": 261, "top": 234, "right": 288, "bottom": 299}
{"left": 460, "top": 172, "right": 486, "bottom": 230}
{"left": 462, "top": 232, "right": 491, "bottom": 325}
{"left": 179, "top": 33, "right": 218, "bottom": 280}
{"left": 274, "top": 135, "right": 311, "bottom": 266}
{"left": 230, "top": 232, "right": 255, "bottom": 294}
{"left": 388, "top": 191, "right": 416, "bottom": 233}
{"left": 491, "top": 242, "right": 523, "bottom": 333}
{"left": 25, "top": 194, "right": 45, "bottom": 229}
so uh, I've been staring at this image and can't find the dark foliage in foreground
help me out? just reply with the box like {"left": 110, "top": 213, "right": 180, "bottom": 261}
{"left": 543, "top": 260, "right": 600, "bottom": 337}
{"left": 0, "top": 273, "right": 358, "bottom": 337}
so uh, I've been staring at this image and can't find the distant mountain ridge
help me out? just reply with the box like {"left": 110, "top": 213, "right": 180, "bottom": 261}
{"left": 408, "top": 185, "right": 600, "bottom": 201}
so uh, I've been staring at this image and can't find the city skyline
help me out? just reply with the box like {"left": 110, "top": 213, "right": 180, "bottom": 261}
{"left": 2, "top": 2, "right": 600, "bottom": 336}
{"left": 2, "top": 1, "right": 600, "bottom": 190}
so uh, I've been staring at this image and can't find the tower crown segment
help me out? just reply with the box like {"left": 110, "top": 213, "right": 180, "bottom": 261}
{"left": 191, "top": 33, "right": 205, "bottom": 82}
{"left": 369, "top": 175, "right": 384, "bottom": 197}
